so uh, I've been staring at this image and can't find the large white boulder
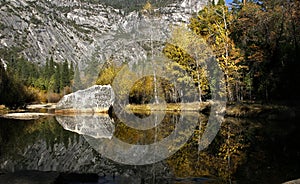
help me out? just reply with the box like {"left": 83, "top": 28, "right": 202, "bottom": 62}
{"left": 56, "top": 85, "right": 114, "bottom": 113}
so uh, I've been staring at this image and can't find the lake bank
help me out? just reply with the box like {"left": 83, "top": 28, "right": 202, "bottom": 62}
{"left": 127, "top": 102, "right": 298, "bottom": 120}
{"left": 0, "top": 103, "right": 56, "bottom": 120}
{"left": 0, "top": 102, "right": 297, "bottom": 120}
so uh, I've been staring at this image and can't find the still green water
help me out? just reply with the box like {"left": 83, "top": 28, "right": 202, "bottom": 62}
{"left": 0, "top": 112, "right": 299, "bottom": 183}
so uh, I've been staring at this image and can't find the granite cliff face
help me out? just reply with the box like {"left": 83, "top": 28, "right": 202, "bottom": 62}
{"left": 0, "top": 0, "right": 211, "bottom": 68}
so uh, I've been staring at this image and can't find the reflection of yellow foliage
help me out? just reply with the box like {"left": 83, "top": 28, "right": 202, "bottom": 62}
{"left": 167, "top": 119, "right": 249, "bottom": 182}
{"left": 113, "top": 113, "right": 176, "bottom": 145}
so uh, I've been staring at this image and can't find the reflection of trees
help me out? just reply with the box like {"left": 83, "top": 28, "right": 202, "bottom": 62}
{"left": 112, "top": 112, "right": 177, "bottom": 145}
{"left": 0, "top": 117, "right": 78, "bottom": 157}
{"left": 167, "top": 117, "right": 250, "bottom": 183}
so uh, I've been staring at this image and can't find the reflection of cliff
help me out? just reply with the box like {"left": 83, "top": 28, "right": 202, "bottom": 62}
{"left": 0, "top": 117, "right": 171, "bottom": 181}
{"left": 55, "top": 114, "right": 114, "bottom": 139}
{"left": 0, "top": 117, "right": 117, "bottom": 174}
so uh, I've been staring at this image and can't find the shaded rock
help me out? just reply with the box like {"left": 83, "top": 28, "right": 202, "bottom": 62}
{"left": 56, "top": 114, "right": 115, "bottom": 139}
{"left": 56, "top": 85, "right": 114, "bottom": 113}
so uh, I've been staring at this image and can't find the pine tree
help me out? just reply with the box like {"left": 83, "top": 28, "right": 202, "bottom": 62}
{"left": 69, "top": 61, "right": 74, "bottom": 81}
{"left": 61, "top": 60, "right": 70, "bottom": 88}
{"left": 44, "top": 58, "right": 50, "bottom": 78}
{"left": 49, "top": 56, "right": 55, "bottom": 77}
{"left": 54, "top": 63, "right": 61, "bottom": 93}
{"left": 73, "top": 64, "right": 83, "bottom": 92}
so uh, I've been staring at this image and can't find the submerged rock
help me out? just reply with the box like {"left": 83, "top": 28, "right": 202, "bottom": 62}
{"left": 56, "top": 85, "right": 114, "bottom": 113}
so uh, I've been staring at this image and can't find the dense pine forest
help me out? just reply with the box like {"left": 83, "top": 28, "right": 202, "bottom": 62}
{"left": 0, "top": 55, "right": 75, "bottom": 108}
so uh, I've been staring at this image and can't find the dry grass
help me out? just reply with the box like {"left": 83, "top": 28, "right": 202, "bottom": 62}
{"left": 47, "top": 92, "right": 62, "bottom": 103}
{"left": 55, "top": 108, "right": 109, "bottom": 115}
{"left": 126, "top": 102, "right": 211, "bottom": 113}
{"left": 127, "top": 102, "right": 296, "bottom": 120}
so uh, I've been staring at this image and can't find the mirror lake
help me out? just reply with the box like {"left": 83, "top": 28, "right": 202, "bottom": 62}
{"left": 0, "top": 111, "right": 299, "bottom": 184}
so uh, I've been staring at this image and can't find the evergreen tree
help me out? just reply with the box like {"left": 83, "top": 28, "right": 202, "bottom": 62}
{"left": 44, "top": 58, "right": 50, "bottom": 78}
{"left": 0, "top": 61, "right": 6, "bottom": 97}
{"left": 61, "top": 60, "right": 70, "bottom": 88}
{"left": 69, "top": 61, "right": 74, "bottom": 81}
{"left": 73, "top": 64, "right": 83, "bottom": 91}
{"left": 49, "top": 56, "right": 55, "bottom": 77}
{"left": 53, "top": 63, "right": 61, "bottom": 93}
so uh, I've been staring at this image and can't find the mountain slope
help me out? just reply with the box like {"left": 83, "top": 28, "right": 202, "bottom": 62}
{"left": 0, "top": 0, "right": 210, "bottom": 67}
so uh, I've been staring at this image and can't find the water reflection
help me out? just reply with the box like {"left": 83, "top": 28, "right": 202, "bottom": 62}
{"left": 0, "top": 116, "right": 172, "bottom": 181}
{"left": 55, "top": 114, "right": 114, "bottom": 139}
{"left": 55, "top": 112, "right": 200, "bottom": 165}
{"left": 86, "top": 113, "right": 198, "bottom": 165}
{"left": 0, "top": 114, "right": 299, "bottom": 183}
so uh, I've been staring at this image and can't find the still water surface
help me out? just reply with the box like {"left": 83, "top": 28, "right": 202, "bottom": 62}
{"left": 0, "top": 112, "right": 299, "bottom": 183}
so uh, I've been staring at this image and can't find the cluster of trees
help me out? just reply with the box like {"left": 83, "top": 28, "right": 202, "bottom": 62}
{"left": 7, "top": 56, "right": 75, "bottom": 94}
{"left": 0, "top": 54, "right": 75, "bottom": 108}
{"left": 41, "top": 57, "right": 74, "bottom": 93}
{"left": 230, "top": 0, "right": 300, "bottom": 102}
{"left": 0, "top": 60, "right": 36, "bottom": 108}
{"left": 164, "top": 0, "right": 300, "bottom": 103}
{"left": 188, "top": 0, "right": 300, "bottom": 103}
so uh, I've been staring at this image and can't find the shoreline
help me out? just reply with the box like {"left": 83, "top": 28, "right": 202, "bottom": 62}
{"left": 126, "top": 102, "right": 297, "bottom": 120}
{"left": 0, "top": 102, "right": 298, "bottom": 120}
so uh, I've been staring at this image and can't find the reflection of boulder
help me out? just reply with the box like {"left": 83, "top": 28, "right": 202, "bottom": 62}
{"left": 56, "top": 114, "right": 114, "bottom": 139}
{"left": 84, "top": 112, "right": 200, "bottom": 165}
{"left": 56, "top": 85, "right": 114, "bottom": 113}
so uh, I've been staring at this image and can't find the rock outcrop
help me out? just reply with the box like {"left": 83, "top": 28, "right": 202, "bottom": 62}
{"left": 56, "top": 85, "right": 114, "bottom": 113}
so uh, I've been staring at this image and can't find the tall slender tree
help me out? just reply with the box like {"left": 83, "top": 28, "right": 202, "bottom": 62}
{"left": 189, "top": 3, "right": 244, "bottom": 101}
